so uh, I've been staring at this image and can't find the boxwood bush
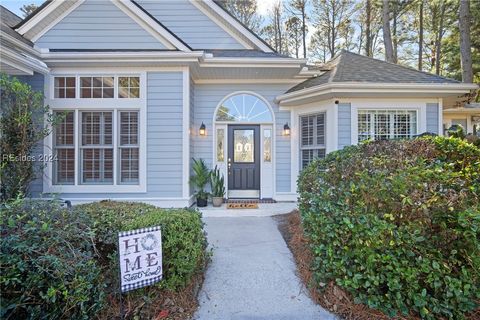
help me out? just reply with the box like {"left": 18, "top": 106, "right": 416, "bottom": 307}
{"left": 0, "top": 199, "right": 105, "bottom": 319}
{"left": 75, "top": 201, "right": 207, "bottom": 291}
{"left": 1, "top": 200, "right": 207, "bottom": 319}
{"left": 298, "top": 136, "right": 480, "bottom": 319}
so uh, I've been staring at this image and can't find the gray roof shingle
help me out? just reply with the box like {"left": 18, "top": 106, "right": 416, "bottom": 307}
{"left": 287, "top": 50, "right": 460, "bottom": 93}
{"left": 0, "top": 6, "right": 33, "bottom": 47}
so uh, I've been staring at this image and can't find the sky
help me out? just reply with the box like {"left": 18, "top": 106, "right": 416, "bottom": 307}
{"left": 1, "top": 0, "right": 44, "bottom": 17}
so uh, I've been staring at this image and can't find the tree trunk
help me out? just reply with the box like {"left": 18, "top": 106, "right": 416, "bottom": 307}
{"left": 459, "top": 0, "right": 473, "bottom": 82}
{"left": 366, "top": 0, "right": 372, "bottom": 57}
{"left": 301, "top": 3, "right": 307, "bottom": 59}
{"left": 435, "top": 0, "right": 446, "bottom": 75}
{"left": 382, "top": 0, "right": 395, "bottom": 62}
{"left": 418, "top": 0, "right": 423, "bottom": 70}
{"left": 392, "top": 2, "right": 398, "bottom": 62}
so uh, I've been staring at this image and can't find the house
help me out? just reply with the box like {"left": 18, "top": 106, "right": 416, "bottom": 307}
{"left": 0, "top": 1, "right": 477, "bottom": 206}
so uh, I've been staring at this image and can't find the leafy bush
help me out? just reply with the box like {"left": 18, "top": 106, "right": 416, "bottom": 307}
{"left": 0, "top": 199, "right": 105, "bottom": 319}
{"left": 298, "top": 136, "right": 480, "bottom": 319}
{"left": 75, "top": 201, "right": 207, "bottom": 291}
{"left": 0, "top": 74, "right": 60, "bottom": 201}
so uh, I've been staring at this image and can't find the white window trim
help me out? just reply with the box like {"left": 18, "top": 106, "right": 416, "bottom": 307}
{"left": 299, "top": 112, "right": 327, "bottom": 169}
{"left": 351, "top": 99, "right": 429, "bottom": 144}
{"left": 44, "top": 72, "right": 147, "bottom": 193}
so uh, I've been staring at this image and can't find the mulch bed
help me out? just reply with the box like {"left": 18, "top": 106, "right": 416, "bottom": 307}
{"left": 275, "top": 210, "right": 480, "bottom": 320}
{"left": 98, "top": 264, "right": 207, "bottom": 320}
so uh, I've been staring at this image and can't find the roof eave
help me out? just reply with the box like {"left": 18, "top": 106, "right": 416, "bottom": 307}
{"left": 276, "top": 82, "right": 479, "bottom": 105}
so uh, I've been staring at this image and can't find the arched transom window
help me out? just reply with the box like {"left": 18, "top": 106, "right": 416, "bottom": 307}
{"left": 215, "top": 93, "right": 273, "bottom": 122}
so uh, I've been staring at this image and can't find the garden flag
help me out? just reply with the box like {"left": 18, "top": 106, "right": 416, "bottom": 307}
{"left": 118, "top": 226, "right": 163, "bottom": 292}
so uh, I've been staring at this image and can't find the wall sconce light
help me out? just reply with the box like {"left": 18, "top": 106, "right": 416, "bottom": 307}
{"left": 199, "top": 122, "right": 206, "bottom": 136}
{"left": 283, "top": 123, "right": 291, "bottom": 136}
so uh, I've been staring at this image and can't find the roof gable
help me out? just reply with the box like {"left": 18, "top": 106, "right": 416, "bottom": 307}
{"left": 34, "top": 0, "right": 179, "bottom": 50}
{"left": 134, "top": 0, "right": 248, "bottom": 50}
{"left": 288, "top": 51, "right": 460, "bottom": 93}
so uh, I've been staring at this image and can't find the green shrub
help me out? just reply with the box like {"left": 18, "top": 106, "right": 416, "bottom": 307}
{"left": 0, "top": 199, "right": 106, "bottom": 319}
{"left": 298, "top": 136, "right": 480, "bottom": 319}
{"left": 75, "top": 201, "right": 207, "bottom": 291}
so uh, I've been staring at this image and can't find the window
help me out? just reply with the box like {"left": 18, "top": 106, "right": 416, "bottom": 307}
{"left": 263, "top": 129, "right": 272, "bottom": 162}
{"left": 81, "top": 112, "right": 113, "bottom": 184}
{"left": 53, "top": 111, "right": 75, "bottom": 184}
{"left": 118, "top": 77, "right": 140, "bottom": 98}
{"left": 54, "top": 77, "right": 76, "bottom": 98}
{"left": 216, "top": 128, "right": 224, "bottom": 162}
{"left": 358, "top": 110, "right": 417, "bottom": 142}
{"left": 119, "top": 111, "right": 139, "bottom": 183}
{"left": 215, "top": 93, "right": 272, "bottom": 122}
{"left": 80, "top": 76, "right": 114, "bottom": 98}
{"left": 300, "top": 113, "right": 326, "bottom": 169}
{"left": 53, "top": 110, "right": 140, "bottom": 186}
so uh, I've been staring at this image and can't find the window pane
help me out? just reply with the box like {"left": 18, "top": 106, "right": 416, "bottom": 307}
{"left": 55, "top": 111, "right": 74, "bottom": 146}
{"left": 316, "top": 113, "right": 325, "bottom": 145}
{"left": 120, "top": 112, "right": 138, "bottom": 145}
{"left": 216, "top": 128, "right": 224, "bottom": 162}
{"left": 374, "top": 113, "right": 390, "bottom": 140}
{"left": 82, "top": 148, "right": 113, "bottom": 184}
{"left": 118, "top": 76, "right": 140, "bottom": 99}
{"left": 55, "top": 149, "right": 75, "bottom": 184}
{"left": 120, "top": 148, "right": 139, "bottom": 183}
{"left": 263, "top": 129, "right": 271, "bottom": 162}
{"left": 301, "top": 116, "right": 314, "bottom": 146}
{"left": 234, "top": 129, "right": 254, "bottom": 163}
{"left": 54, "top": 77, "right": 76, "bottom": 98}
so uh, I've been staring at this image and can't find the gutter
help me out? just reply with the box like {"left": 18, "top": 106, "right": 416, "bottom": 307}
{"left": 275, "top": 82, "right": 479, "bottom": 104}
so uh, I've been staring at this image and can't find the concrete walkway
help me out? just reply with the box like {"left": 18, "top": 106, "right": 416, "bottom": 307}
{"left": 194, "top": 204, "right": 336, "bottom": 320}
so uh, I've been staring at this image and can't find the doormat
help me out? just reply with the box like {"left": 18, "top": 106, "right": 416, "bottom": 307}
{"left": 226, "top": 203, "right": 259, "bottom": 209}
{"left": 227, "top": 198, "right": 276, "bottom": 204}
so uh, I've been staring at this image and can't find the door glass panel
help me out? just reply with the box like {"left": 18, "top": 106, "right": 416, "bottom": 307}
{"left": 263, "top": 129, "right": 271, "bottom": 162}
{"left": 216, "top": 128, "right": 224, "bottom": 162}
{"left": 234, "top": 129, "right": 254, "bottom": 163}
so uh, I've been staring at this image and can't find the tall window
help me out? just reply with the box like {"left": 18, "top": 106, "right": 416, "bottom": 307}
{"left": 53, "top": 111, "right": 75, "bottom": 184}
{"left": 358, "top": 110, "right": 417, "bottom": 142}
{"left": 300, "top": 113, "right": 326, "bottom": 169}
{"left": 53, "top": 110, "right": 140, "bottom": 186}
{"left": 119, "top": 111, "right": 139, "bottom": 183}
{"left": 81, "top": 112, "right": 113, "bottom": 184}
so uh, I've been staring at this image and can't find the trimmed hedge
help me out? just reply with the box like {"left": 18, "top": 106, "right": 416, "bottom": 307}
{"left": 0, "top": 199, "right": 105, "bottom": 319}
{"left": 75, "top": 201, "right": 207, "bottom": 291}
{"left": 1, "top": 200, "right": 207, "bottom": 319}
{"left": 298, "top": 136, "right": 480, "bottom": 319}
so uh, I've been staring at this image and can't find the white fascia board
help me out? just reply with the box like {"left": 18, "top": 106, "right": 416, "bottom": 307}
{"left": 0, "top": 31, "right": 41, "bottom": 57}
{"left": 202, "top": 0, "right": 274, "bottom": 52}
{"left": 276, "top": 82, "right": 479, "bottom": 105}
{"left": 15, "top": 0, "right": 67, "bottom": 35}
{"left": 113, "top": 0, "right": 191, "bottom": 52}
{"left": 1, "top": 47, "right": 50, "bottom": 74}
{"left": 41, "top": 51, "right": 204, "bottom": 59}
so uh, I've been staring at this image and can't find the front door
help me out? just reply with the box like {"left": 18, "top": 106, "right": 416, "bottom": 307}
{"left": 228, "top": 125, "right": 260, "bottom": 198}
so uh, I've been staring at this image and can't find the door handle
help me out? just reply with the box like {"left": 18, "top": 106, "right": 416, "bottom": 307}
{"left": 228, "top": 158, "right": 231, "bottom": 175}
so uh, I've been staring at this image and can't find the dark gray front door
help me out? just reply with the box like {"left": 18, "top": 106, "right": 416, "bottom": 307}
{"left": 228, "top": 125, "right": 260, "bottom": 197}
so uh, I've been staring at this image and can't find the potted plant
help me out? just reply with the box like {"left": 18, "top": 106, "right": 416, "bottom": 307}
{"left": 190, "top": 158, "right": 210, "bottom": 207}
{"left": 210, "top": 166, "right": 225, "bottom": 207}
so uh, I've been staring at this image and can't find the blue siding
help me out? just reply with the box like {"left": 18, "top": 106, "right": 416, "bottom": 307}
{"left": 426, "top": 103, "right": 439, "bottom": 134}
{"left": 16, "top": 73, "right": 45, "bottom": 197}
{"left": 136, "top": 0, "right": 245, "bottom": 49}
{"left": 36, "top": 0, "right": 168, "bottom": 50}
{"left": 337, "top": 103, "right": 351, "bottom": 149}
{"left": 192, "top": 84, "right": 292, "bottom": 193}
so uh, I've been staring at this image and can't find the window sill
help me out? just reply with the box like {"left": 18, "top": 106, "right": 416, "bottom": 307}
{"left": 43, "top": 184, "right": 146, "bottom": 194}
